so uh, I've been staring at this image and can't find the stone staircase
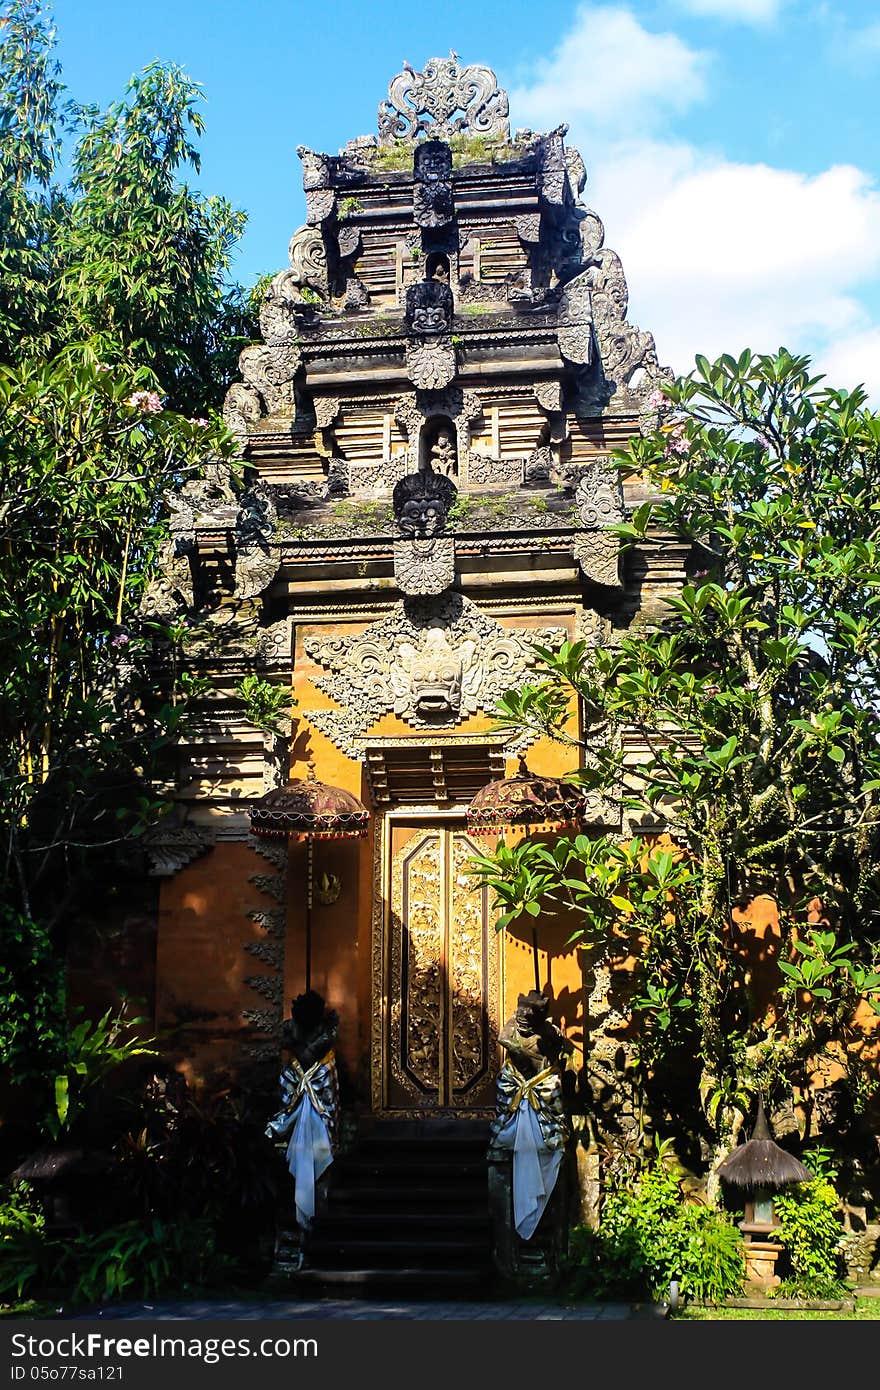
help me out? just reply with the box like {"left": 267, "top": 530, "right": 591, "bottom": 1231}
{"left": 277, "top": 1116, "right": 495, "bottom": 1298}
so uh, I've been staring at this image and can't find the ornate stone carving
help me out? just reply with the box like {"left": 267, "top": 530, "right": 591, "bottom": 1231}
{"left": 392, "top": 470, "right": 458, "bottom": 537}
{"left": 465, "top": 452, "right": 523, "bottom": 486}
{"left": 141, "top": 818, "right": 215, "bottom": 877}
{"left": 287, "top": 225, "right": 329, "bottom": 298}
{"left": 413, "top": 139, "right": 453, "bottom": 228}
{"left": 572, "top": 460, "right": 625, "bottom": 589}
{"left": 515, "top": 213, "right": 542, "bottom": 245}
{"left": 557, "top": 270, "right": 594, "bottom": 368}
{"left": 393, "top": 537, "right": 456, "bottom": 596}
{"left": 566, "top": 146, "right": 587, "bottom": 199}
{"left": 582, "top": 248, "right": 670, "bottom": 411}
{"left": 239, "top": 344, "right": 301, "bottom": 416}
{"left": 538, "top": 125, "right": 569, "bottom": 208}
{"left": 222, "top": 382, "right": 263, "bottom": 449}
{"left": 314, "top": 396, "right": 341, "bottom": 430}
{"left": 405, "top": 336, "right": 456, "bottom": 390}
{"left": 302, "top": 594, "right": 564, "bottom": 753}
{"left": 405, "top": 278, "right": 454, "bottom": 335}
{"left": 535, "top": 381, "right": 563, "bottom": 413}
{"left": 575, "top": 460, "right": 624, "bottom": 529}
{"left": 139, "top": 539, "right": 194, "bottom": 619}
{"left": 577, "top": 209, "right": 605, "bottom": 259}
{"left": 573, "top": 531, "right": 621, "bottom": 588}
{"left": 337, "top": 224, "right": 361, "bottom": 259}
{"left": 522, "top": 446, "right": 554, "bottom": 485}
{"left": 297, "top": 146, "right": 336, "bottom": 225}
{"left": 378, "top": 53, "right": 510, "bottom": 144}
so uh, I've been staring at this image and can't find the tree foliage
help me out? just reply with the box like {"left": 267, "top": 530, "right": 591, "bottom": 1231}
{"left": 471, "top": 349, "right": 880, "bottom": 1153}
{"left": 0, "top": 1, "right": 248, "bottom": 1116}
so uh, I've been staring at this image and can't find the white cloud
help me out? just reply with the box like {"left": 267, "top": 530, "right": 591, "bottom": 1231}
{"left": 816, "top": 329, "right": 880, "bottom": 401}
{"left": 506, "top": 4, "right": 880, "bottom": 401}
{"left": 675, "top": 0, "right": 787, "bottom": 22}
{"left": 508, "top": 5, "right": 709, "bottom": 133}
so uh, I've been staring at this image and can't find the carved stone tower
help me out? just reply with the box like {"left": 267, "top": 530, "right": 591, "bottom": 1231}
{"left": 145, "top": 55, "right": 686, "bottom": 1120}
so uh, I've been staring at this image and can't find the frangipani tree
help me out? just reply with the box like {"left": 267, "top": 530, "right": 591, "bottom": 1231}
{"left": 469, "top": 349, "right": 880, "bottom": 1180}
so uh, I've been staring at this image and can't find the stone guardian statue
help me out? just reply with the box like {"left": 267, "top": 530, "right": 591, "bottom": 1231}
{"left": 265, "top": 990, "right": 340, "bottom": 1230}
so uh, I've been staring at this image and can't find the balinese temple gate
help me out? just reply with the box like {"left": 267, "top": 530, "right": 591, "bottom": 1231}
{"left": 142, "top": 54, "right": 688, "bottom": 1280}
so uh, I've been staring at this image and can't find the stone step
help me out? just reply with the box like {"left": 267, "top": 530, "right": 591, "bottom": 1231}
{"left": 306, "top": 1240, "right": 489, "bottom": 1271}
{"left": 328, "top": 1183, "right": 487, "bottom": 1209}
{"left": 275, "top": 1266, "right": 494, "bottom": 1299}
{"left": 317, "top": 1210, "right": 490, "bottom": 1235}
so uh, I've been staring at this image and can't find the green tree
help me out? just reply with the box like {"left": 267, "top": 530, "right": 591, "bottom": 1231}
{"left": 471, "top": 349, "right": 880, "bottom": 1174}
{"left": 0, "top": 1, "right": 248, "bottom": 1125}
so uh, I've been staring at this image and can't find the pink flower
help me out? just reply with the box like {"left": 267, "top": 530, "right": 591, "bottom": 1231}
{"left": 188, "top": 417, "right": 209, "bottom": 428}
{"left": 96, "top": 363, "right": 112, "bottom": 374}
{"left": 127, "top": 390, "right": 163, "bottom": 414}
{"left": 647, "top": 388, "right": 668, "bottom": 411}
{"left": 664, "top": 426, "right": 690, "bottom": 458}
{"left": 110, "top": 633, "right": 130, "bottom": 648}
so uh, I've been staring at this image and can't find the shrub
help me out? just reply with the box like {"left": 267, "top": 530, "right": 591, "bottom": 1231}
{"left": 773, "top": 1178, "right": 846, "bottom": 1294}
{"left": 563, "top": 1156, "right": 745, "bottom": 1302}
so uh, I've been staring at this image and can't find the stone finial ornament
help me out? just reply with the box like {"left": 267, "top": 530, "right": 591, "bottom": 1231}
{"left": 378, "top": 52, "right": 510, "bottom": 144}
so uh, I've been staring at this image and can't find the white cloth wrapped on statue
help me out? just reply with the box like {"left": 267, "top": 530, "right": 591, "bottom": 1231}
{"left": 265, "top": 1050, "right": 339, "bottom": 1229}
{"left": 489, "top": 1059, "right": 570, "bottom": 1240}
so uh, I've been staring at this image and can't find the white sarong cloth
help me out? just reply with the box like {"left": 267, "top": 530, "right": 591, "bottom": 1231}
{"left": 265, "top": 1051, "right": 338, "bottom": 1228}
{"left": 490, "top": 1061, "right": 568, "bottom": 1240}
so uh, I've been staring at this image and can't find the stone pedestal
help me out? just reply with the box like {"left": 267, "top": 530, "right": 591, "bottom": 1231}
{"left": 740, "top": 1222, "right": 783, "bottom": 1289}
{"left": 487, "top": 1143, "right": 572, "bottom": 1289}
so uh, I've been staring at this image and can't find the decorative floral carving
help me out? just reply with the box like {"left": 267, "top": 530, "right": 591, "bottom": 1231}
{"left": 393, "top": 537, "right": 456, "bottom": 596}
{"left": 141, "top": 819, "right": 215, "bottom": 877}
{"left": 575, "top": 460, "right": 624, "bottom": 529}
{"left": 378, "top": 53, "right": 510, "bottom": 144}
{"left": 538, "top": 125, "right": 569, "bottom": 207}
{"left": 405, "top": 336, "right": 457, "bottom": 390}
{"left": 314, "top": 396, "right": 341, "bottom": 430}
{"left": 514, "top": 213, "right": 541, "bottom": 245}
{"left": 535, "top": 381, "right": 563, "bottom": 413}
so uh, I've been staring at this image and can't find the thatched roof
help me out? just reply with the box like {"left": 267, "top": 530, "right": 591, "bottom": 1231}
{"left": 715, "top": 1099, "right": 812, "bottom": 1191}
{"left": 9, "top": 1147, "right": 114, "bottom": 1185}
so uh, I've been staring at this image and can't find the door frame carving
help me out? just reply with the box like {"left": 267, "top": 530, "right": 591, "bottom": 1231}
{"left": 370, "top": 804, "right": 502, "bottom": 1115}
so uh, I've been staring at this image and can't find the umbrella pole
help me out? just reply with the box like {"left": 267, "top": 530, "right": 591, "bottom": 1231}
{"left": 305, "top": 833, "right": 313, "bottom": 993}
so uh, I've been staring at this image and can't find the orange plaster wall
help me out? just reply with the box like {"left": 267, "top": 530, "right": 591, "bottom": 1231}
{"left": 156, "top": 840, "right": 284, "bottom": 1087}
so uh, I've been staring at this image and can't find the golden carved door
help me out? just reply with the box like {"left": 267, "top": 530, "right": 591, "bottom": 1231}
{"left": 381, "top": 821, "right": 499, "bottom": 1113}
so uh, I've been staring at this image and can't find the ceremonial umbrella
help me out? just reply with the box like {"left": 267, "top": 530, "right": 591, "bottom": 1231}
{"left": 466, "top": 755, "right": 589, "bottom": 989}
{"left": 249, "top": 767, "right": 370, "bottom": 991}
{"left": 715, "top": 1096, "right": 812, "bottom": 1226}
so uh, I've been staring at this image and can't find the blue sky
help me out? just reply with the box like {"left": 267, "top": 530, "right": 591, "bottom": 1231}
{"left": 52, "top": 1, "right": 880, "bottom": 396}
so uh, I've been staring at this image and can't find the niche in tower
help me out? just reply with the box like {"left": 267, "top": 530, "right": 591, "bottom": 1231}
{"left": 420, "top": 416, "right": 458, "bottom": 478}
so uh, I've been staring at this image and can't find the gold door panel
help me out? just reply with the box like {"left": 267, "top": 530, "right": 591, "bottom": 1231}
{"left": 379, "top": 821, "right": 499, "bottom": 1113}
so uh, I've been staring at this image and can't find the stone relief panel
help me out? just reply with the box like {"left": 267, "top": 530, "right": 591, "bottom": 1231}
{"left": 378, "top": 53, "right": 510, "bottom": 144}
{"left": 302, "top": 594, "right": 564, "bottom": 757}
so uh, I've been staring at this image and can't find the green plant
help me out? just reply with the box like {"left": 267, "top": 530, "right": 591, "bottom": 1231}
{"left": 774, "top": 1178, "right": 846, "bottom": 1291}
{"left": 338, "top": 197, "right": 362, "bottom": 217}
{"left": 0, "top": 1184, "right": 50, "bottom": 1299}
{"left": 47, "top": 1006, "right": 157, "bottom": 1139}
{"left": 236, "top": 674, "right": 292, "bottom": 736}
{"left": 72, "top": 1216, "right": 234, "bottom": 1304}
{"left": 563, "top": 1155, "right": 745, "bottom": 1302}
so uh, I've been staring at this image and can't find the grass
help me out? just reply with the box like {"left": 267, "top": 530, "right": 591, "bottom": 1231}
{"left": 676, "top": 1295, "right": 880, "bottom": 1321}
